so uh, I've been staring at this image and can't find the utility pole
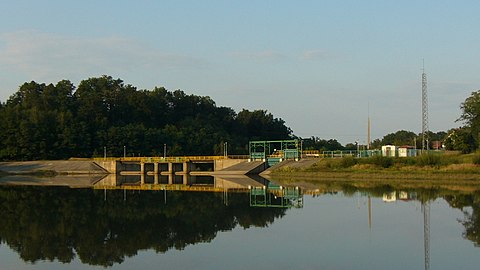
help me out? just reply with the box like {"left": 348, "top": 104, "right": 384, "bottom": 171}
{"left": 300, "top": 140, "right": 303, "bottom": 159}
{"left": 356, "top": 141, "right": 359, "bottom": 157}
{"left": 163, "top": 144, "right": 167, "bottom": 159}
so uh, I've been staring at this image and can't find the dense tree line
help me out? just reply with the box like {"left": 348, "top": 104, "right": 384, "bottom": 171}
{"left": 301, "top": 136, "right": 346, "bottom": 151}
{"left": 370, "top": 130, "right": 447, "bottom": 149}
{"left": 300, "top": 130, "right": 449, "bottom": 153}
{"left": 0, "top": 76, "right": 292, "bottom": 160}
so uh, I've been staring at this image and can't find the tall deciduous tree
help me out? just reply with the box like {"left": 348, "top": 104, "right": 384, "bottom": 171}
{"left": 458, "top": 90, "right": 480, "bottom": 151}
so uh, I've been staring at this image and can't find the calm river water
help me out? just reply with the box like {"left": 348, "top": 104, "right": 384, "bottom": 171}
{"left": 0, "top": 178, "right": 479, "bottom": 270}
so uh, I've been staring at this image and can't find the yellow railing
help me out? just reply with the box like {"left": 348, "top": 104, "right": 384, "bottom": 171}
{"left": 94, "top": 155, "right": 250, "bottom": 163}
{"left": 302, "top": 150, "right": 320, "bottom": 157}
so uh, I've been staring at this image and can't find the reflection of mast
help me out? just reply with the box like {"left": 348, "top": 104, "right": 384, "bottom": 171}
{"left": 368, "top": 196, "right": 372, "bottom": 229}
{"left": 223, "top": 188, "right": 229, "bottom": 206}
{"left": 422, "top": 201, "right": 430, "bottom": 270}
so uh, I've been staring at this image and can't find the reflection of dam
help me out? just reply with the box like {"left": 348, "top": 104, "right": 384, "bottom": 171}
{"left": 93, "top": 156, "right": 273, "bottom": 193}
{"left": 93, "top": 174, "right": 303, "bottom": 208}
{"left": 250, "top": 185, "right": 303, "bottom": 208}
{"left": 94, "top": 174, "right": 268, "bottom": 193}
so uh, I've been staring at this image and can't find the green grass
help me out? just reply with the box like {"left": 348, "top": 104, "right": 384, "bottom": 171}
{"left": 273, "top": 151, "right": 480, "bottom": 176}
{"left": 473, "top": 152, "right": 480, "bottom": 165}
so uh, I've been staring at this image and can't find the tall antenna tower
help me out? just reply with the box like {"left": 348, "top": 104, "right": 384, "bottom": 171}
{"left": 421, "top": 60, "right": 429, "bottom": 151}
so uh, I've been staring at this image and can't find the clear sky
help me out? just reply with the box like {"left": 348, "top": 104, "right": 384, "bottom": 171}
{"left": 1, "top": 1, "right": 479, "bottom": 144}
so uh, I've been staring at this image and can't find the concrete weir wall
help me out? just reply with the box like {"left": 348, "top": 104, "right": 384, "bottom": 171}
{"left": 0, "top": 158, "right": 313, "bottom": 177}
{"left": 94, "top": 159, "right": 253, "bottom": 175}
{"left": 214, "top": 159, "right": 246, "bottom": 171}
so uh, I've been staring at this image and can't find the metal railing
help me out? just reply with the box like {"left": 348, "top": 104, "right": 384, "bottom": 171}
{"left": 94, "top": 155, "right": 249, "bottom": 163}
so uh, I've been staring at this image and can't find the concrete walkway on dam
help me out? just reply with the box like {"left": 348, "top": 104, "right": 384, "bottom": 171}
{"left": 0, "top": 160, "right": 108, "bottom": 175}
{"left": 213, "top": 160, "right": 266, "bottom": 176}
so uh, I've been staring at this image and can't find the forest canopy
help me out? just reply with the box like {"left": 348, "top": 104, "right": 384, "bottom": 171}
{"left": 0, "top": 76, "right": 292, "bottom": 160}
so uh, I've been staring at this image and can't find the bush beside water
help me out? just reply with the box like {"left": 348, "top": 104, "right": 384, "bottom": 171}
{"left": 473, "top": 153, "right": 480, "bottom": 165}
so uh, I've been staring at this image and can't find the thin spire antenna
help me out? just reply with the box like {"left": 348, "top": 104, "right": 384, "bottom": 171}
{"left": 367, "top": 103, "right": 371, "bottom": 150}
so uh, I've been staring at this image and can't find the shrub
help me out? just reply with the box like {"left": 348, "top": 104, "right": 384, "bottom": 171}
{"left": 340, "top": 156, "right": 357, "bottom": 168}
{"left": 473, "top": 153, "right": 480, "bottom": 165}
{"left": 306, "top": 159, "right": 331, "bottom": 171}
{"left": 438, "top": 154, "right": 461, "bottom": 166}
{"left": 361, "top": 156, "right": 393, "bottom": 168}
{"left": 393, "top": 157, "right": 417, "bottom": 166}
{"left": 417, "top": 153, "right": 441, "bottom": 167}
{"left": 313, "top": 157, "right": 356, "bottom": 170}
{"left": 325, "top": 158, "right": 343, "bottom": 169}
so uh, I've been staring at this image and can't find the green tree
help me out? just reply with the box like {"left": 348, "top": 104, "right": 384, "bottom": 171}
{"left": 380, "top": 130, "right": 417, "bottom": 146}
{"left": 444, "top": 127, "right": 476, "bottom": 153}
{"left": 301, "top": 136, "right": 344, "bottom": 151}
{"left": 458, "top": 90, "right": 480, "bottom": 151}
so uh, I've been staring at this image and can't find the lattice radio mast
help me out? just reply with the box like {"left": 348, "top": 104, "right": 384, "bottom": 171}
{"left": 422, "top": 60, "right": 429, "bottom": 151}
{"left": 421, "top": 59, "right": 431, "bottom": 269}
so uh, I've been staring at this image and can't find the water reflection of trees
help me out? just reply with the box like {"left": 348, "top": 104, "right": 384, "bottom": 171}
{"left": 444, "top": 191, "right": 480, "bottom": 247}
{"left": 0, "top": 186, "right": 286, "bottom": 267}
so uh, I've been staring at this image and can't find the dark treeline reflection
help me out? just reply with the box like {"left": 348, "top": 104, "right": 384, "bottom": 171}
{"left": 444, "top": 191, "right": 480, "bottom": 247}
{"left": 333, "top": 182, "right": 480, "bottom": 248}
{"left": 0, "top": 186, "right": 286, "bottom": 267}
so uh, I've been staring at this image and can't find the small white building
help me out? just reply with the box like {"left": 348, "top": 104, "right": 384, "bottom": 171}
{"left": 381, "top": 145, "right": 397, "bottom": 157}
{"left": 398, "top": 146, "right": 417, "bottom": 157}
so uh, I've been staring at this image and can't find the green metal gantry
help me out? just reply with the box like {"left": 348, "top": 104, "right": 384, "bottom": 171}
{"left": 249, "top": 139, "right": 300, "bottom": 161}
{"left": 249, "top": 185, "right": 303, "bottom": 208}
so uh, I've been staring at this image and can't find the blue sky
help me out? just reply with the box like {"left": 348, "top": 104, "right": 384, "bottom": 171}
{"left": 1, "top": 1, "right": 479, "bottom": 144}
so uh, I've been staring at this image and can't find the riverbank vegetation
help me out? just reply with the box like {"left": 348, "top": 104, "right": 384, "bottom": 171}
{"left": 271, "top": 152, "right": 480, "bottom": 179}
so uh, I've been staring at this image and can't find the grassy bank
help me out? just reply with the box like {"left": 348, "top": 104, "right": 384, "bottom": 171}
{"left": 270, "top": 152, "right": 480, "bottom": 180}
